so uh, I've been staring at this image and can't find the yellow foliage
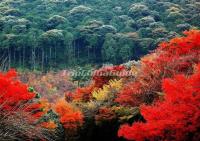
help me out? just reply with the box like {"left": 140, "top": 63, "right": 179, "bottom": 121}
{"left": 92, "top": 79, "right": 123, "bottom": 101}
{"left": 109, "top": 79, "right": 123, "bottom": 91}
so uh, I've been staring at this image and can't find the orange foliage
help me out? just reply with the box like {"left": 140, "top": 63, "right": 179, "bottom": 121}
{"left": 41, "top": 121, "right": 57, "bottom": 129}
{"left": 70, "top": 83, "right": 96, "bottom": 102}
{"left": 54, "top": 99, "right": 84, "bottom": 130}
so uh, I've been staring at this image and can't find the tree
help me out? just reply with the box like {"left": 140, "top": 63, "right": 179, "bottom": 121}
{"left": 39, "top": 29, "right": 65, "bottom": 70}
{"left": 102, "top": 35, "right": 117, "bottom": 63}
{"left": 26, "top": 28, "right": 43, "bottom": 70}
{"left": 119, "top": 44, "right": 132, "bottom": 62}
{"left": 0, "top": 34, "right": 20, "bottom": 69}
{"left": 64, "top": 31, "right": 75, "bottom": 66}
{"left": 46, "top": 15, "right": 66, "bottom": 30}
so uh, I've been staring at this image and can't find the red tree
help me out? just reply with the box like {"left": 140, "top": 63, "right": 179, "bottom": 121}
{"left": 118, "top": 64, "right": 200, "bottom": 141}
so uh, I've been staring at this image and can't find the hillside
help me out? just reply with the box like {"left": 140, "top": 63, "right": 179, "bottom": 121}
{"left": 0, "top": 0, "right": 199, "bottom": 70}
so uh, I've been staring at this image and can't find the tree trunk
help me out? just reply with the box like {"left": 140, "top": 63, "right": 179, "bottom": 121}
{"left": 8, "top": 48, "right": 11, "bottom": 69}
{"left": 87, "top": 47, "right": 90, "bottom": 63}
{"left": 34, "top": 47, "right": 36, "bottom": 70}
{"left": 13, "top": 48, "right": 16, "bottom": 67}
{"left": 45, "top": 52, "right": 47, "bottom": 63}
{"left": 32, "top": 47, "right": 36, "bottom": 70}
{"left": 23, "top": 46, "right": 25, "bottom": 68}
{"left": 50, "top": 46, "right": 52, "bottom": 61}
{"left": 31, "top": 47, "right": 33, "bottom": 70}
{"left": 54, "top": 45, "right": 57, "bottom": 67}
{"left": 73, "top": 41, "right": 76, "bottom": 64}
{"left": 77, "top": 41, "right": 79, "bottom": 60}
{"left": 42, "top": 49, "right": 44, "bottom": 72}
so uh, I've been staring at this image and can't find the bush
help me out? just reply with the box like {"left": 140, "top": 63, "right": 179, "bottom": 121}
{"left": 0, "top": 69, "right": 49, "bottom": 140}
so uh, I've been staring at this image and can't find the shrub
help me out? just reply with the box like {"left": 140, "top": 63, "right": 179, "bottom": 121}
{"left": 0, "top": 69, "right": 49, "bottom": 140}
{"left": 0, "top": 69, "right": 43, "bottom": 118}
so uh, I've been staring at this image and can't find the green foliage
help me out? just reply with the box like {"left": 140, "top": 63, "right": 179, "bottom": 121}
{"left": 0, "top": 0, "right": 199, "bottom": 71}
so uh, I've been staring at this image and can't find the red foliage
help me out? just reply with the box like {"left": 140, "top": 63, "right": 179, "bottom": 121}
{"left": 70, "top": 83, "right": 96, "bottom": 102}
{"left": 0, "top": 69, "right": 43, "bottom": 120}
{"left": 54, "top": 99, "right": 84, "bottom": 130}
{"left": 0, "top": 69, "right": 34, "bottom": 108}
{"left": 118, "top": 64, "right": 200, "bottom": 141}
{"left": 116, "top": 30, "right": 200, "bottom": 106}
{"left": 160, "top": 30, "right": 200, "bottom": 55}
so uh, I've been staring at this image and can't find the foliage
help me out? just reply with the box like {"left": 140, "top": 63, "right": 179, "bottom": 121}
{"left": 0, "top": 0, "right": 199, "bottom": 70}
{"left": 54, "top": 99, "right": 84, "bottom": 131}
{"left": 69, "top": 83, "right": 95, "bottom": 102}
{"left": 62, "top": 64, "right": 136, "bottom": 140}
{"left": 95, "top": 107, "right": 117, "bottom": 125}
{"left": 67, "top": 65, "right": 126, "bottom": 102}
{"left": 0, "top": 69, "right": 53, "bottom": 140}
{"left": 92, "top": 79, "right": 123, "bottom": 101}
{"left": 40, "top": 120, "right": 57, "bottom": 129}
{"left": 92, "top": 65, "right": 126, "bottom": 88}
{"left": 118, "top": 64, "right": 200, "bottom": 141}
{"left": 116, "top": 30, "right": 200, "bottom": 106}
{"left": 71, "top": 65, "right": 93, "bottom": 86}
{"left": 69, "top": 5, "right": 92, "bottom": 16}
{"left": 61, "top": 30, "right": 200, "bottom": 140}
{"left": 0, "top": 29, "right": 200, "bottom": 140}
{"left": 19, "top": 70, "right": 76, "bottom": 103}
{"left": 0, "top": 69, "right": 43, "bottom": 118}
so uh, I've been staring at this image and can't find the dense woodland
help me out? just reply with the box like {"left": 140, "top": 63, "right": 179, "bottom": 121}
{"left": 0, "top": 0, "right": 200, "bottom": 141}
{"left": 0, "top": 0, "right": 199, "bottom": 70}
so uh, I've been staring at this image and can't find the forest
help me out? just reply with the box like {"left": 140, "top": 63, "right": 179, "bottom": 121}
{"left": 0, "top": 0, "right": 200, "bottom": 141}
{"left": 0, "top": 0, "right": 199, "bottom": 70}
